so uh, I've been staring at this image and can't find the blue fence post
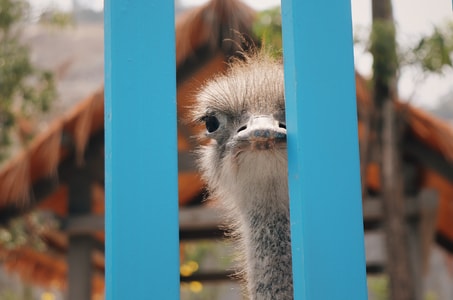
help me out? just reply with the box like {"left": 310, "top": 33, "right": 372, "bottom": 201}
{"left": 104, "top": 1, "right": 179, "bottom": 299}
{"left": 281, "top": 0, "right": 368, "bottom": 299}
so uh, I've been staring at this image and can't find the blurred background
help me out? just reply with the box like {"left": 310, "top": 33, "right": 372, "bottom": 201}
{"left": 0, "top": 0, "right": 452, "bottom": 299}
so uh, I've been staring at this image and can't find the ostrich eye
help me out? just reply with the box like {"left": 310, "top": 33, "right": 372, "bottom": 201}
{"left": 204, "top": 115, "right": 220, "bottom": 133}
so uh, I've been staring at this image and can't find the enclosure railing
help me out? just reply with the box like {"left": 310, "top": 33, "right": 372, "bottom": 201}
{"left": 104, "top": 0, "right": 368, "bottom": 299}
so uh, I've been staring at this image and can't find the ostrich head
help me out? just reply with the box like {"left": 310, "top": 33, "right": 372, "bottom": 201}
{"left": 193, "top": 53, "right": 293, "bottom": 299}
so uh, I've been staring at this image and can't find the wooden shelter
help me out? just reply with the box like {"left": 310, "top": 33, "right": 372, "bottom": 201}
{"left": 0, "top": 0, "right": 452, "bottom": 298}
{"left": 356, "top": 74, "right": 453, "bottom": 253}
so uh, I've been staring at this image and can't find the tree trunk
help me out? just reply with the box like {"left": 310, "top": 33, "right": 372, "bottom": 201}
{"left": 381, "top": 98, "right": 414, "bottom": 300}
{"left": 370, "top": 1, "right": 414, "bottom": 299}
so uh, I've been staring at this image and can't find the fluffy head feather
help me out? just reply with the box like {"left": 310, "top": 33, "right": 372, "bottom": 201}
{"left": 192, "top": 53, "right": 287, "bottom": 210}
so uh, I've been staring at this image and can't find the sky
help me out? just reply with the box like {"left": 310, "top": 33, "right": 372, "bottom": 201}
{"left": 28, "top": 0, "right": 453, "bottom": 108}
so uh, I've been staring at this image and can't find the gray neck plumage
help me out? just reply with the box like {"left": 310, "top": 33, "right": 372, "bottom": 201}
{"left": 213, "top": 151, "right": 293, "bottom": 299}
{"left": 237, "top": 198, "right": 294, "bottom": 300}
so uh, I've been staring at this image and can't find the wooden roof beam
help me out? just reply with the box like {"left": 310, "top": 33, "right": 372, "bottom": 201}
{"left": 404, "top": 136, "right": 453, "bottom": 183}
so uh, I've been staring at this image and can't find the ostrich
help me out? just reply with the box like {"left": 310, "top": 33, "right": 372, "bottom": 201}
{"left": 193, "top": 53, "right": 293, "bottom": 300}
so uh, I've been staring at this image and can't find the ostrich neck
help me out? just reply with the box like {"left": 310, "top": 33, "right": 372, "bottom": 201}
{"left": 237, "top": 193, "right": 294, "bottom": 300}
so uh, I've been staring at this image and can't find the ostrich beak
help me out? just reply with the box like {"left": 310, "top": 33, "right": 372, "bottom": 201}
{"left": 234, "top": 115, "right": 286, "bottom": 150}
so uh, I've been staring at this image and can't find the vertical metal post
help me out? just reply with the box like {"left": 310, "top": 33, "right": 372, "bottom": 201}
{"left": 104, "top": 1, "right": 179, "bottom": 299}
{"left": 281, "top": 0, "right": 368, "bottom": 299}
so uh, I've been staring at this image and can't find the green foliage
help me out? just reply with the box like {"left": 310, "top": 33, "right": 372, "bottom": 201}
{"left": 368, "top": 276, "right": 389, "bottom": 300}
{"left": 252, "top": 7, "right": 283, "bottom": 57}
{"left": 367, "top": 275, "right": 441, "bottom": 300}
{"left": 180, "top": 240, "right": 236, "bottom": 300}
{"left": 39, "top": 10, "right": 74, "bottom": 28}
{"left": 424, "top": 291, "right": 438, "bottom": 300}
{"left": 254, "top": 6, "right": 453, "bottom": 79}
{"left": 405, "top": 22, "right": 453, "bottom": 74}
{"left": 0, "top": 287, "right": 33, "bottom": 300}
{"left": 361, "top": 20, "right": 453, "bottom": 78}
{"left": 0, "top": 0, "right": 28, "bottom": 32}
{"left": 0, "top": 212, "right": 58, "bottom": 251}
{"left": 181, "top": 240, "right": 234, "bottom": 275}
{"left": 0, "top": 289, "right": 23, "bottom": 300}
{"left": 370, "top": 20, "right": 399, "bottom": 94}
{"left": 252, "top": 7, "right": 453, "bottom": 80}
{"left": 0, "top": 0, "right": 56, "bottom": 160}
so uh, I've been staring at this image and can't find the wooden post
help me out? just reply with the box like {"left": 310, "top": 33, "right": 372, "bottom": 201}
{"left": 281, "top": 0, "right": 368, "bottom": 299}
{"left": 370, "top": 0, "right": 414, "bottom": 298}
{"left": 67, "top": 165, "right": 93, "bottom": 300}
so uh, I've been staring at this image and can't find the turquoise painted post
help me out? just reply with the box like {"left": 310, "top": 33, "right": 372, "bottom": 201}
{"left": 281, "top": 0, "right": 368, "bottom": 299}
{"left": 104, "top": 1, "right": 179, "bottom": 299}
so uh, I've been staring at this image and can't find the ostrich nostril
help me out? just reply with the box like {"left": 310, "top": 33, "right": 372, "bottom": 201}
{"left": 279, "top": 122, "right": 286, "bottom": 129}
{"left": 237, "top": 125, "right": 247, "bottom": 133}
